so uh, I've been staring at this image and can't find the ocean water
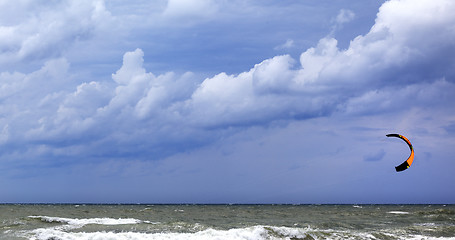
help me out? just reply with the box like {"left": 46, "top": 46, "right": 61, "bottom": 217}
{"left": 0, "top": 204, "right": 454, "bottom": 240}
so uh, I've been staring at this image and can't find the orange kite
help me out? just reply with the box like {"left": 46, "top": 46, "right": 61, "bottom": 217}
{"left": 386, "top": 134, "right": 414, "bottom": 172}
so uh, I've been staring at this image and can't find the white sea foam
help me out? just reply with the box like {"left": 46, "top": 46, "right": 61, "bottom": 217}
{"left": 24, "top": 226, "right": 279, "bottom": 240}
{"left": 387, "top": 211, "right": 410, "bottom": 214}
{"left": 23, "top": 226, "right": 327, "bottom": 240}
{"left": 23, "top": 216, "right": 153, "bottom": 239}
{"left": 20, "top": 224, "right": 455, "bottom": 240}
{"left": 407, "top": 236, "right": 455, "bottom": 240}
{"left": 29, "top": 215, "right": 145, "bottom": 230}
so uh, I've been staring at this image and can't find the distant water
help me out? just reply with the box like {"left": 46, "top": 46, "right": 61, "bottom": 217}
{"left": 1, "top": 204, "right": 454, "bottom": 239}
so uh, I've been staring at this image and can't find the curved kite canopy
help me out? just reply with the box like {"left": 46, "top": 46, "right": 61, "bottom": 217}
{"left": 386, "top": 134, "right": 414, "bottom": 172}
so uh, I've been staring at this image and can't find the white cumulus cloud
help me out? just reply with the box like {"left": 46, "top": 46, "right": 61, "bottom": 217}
{"left": 0, "top": 0, "right": 111, "bottom": 67}
{"left": 0, "top": 0, "right": 454, "bottom": 165}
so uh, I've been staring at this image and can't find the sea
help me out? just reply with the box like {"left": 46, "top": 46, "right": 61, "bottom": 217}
{"left": 0, "top": 204, "right": 454, "bottom": 240}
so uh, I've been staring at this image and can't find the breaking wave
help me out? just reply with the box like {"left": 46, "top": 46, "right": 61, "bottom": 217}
{"left": 388, "top": 211, "right": 410, "bottom": 214}
{"left": 29, "top": 216, "right": 144, "bottom": 225}
{"left": 18, "top": 216, "right": 455, "bottom": 240}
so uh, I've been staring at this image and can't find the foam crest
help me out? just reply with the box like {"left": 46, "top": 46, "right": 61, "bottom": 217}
{"left": 21, "top": 225, "right": 455, "bottom": 240}
{"left": 20, "top": 220, "right": 455, "bottom": 240}
{"left": 29, "top": 216, "right": 143, "bottom": 228}
{"left": 388, "top": 211, "right": 410, "bottom": 214}
{"left": 26, "top": 226, "right": 303, "bottom": 240}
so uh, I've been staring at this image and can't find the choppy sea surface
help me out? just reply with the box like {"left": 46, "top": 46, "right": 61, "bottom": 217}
{"left": 0, "top": 204, "right": 454, "bottom": 240}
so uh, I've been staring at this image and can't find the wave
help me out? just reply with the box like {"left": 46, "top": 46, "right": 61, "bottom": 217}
{"left": 17, "top": 225, "right": 373, "bottom": 240}
{"left": 28, "top": 215, "right": 148, "bottom": 229}
{"left": 388, "top": 211, "right": 410, "bottom": 214}
{"left": 19, "top": 224, "right": 455, "bottom": 240}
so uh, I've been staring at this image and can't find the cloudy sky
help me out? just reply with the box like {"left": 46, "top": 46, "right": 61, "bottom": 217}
{"left": 1, "top": 0, "right": 454, "bottom": 204}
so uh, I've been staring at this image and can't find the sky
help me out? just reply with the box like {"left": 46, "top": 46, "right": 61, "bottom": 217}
{"left": 0, "top": 0, "right": 454, "bottom": 204}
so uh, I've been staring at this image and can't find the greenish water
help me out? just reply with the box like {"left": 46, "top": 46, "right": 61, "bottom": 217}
{"left": 1, "top": 204, "right": 454, "bottom": 239}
